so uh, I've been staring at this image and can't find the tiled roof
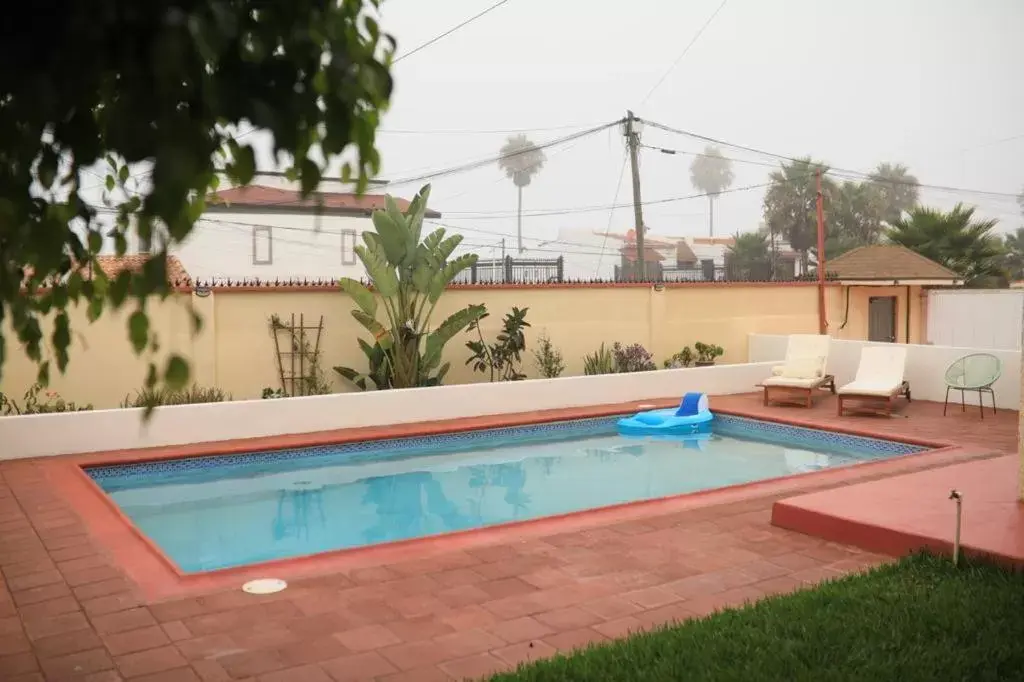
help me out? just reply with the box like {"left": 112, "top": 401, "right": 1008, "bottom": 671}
{"left": 675, "top": 240, "right": 698, "bottom": 264}
{"left": 207, "top": 185, "right": 442, "bottom": 218}
{"left": 692, "top": 237, "right": 736, "bottom": 247}
{"left": 620, "top": 244, "right": 666, "bottom": 263}
{"left": 22, "top": 255, "right": 191, "bottom": 287}
{"left": 603, "top": 229, "right": 676, "bottom": 249}
{"left": 826, "top": 244, "right": 959, "bottom": 280}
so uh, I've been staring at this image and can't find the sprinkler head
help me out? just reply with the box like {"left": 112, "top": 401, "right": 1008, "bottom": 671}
{"left": 948, "top": 489, "right": 962, "bottom": 500}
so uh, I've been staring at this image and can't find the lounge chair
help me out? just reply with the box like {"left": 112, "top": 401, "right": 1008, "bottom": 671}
{"left": 837, "top": 345, "right": 911, "bottom": 417}
{"left": 759, "top": 334, "right": 835, "bottom": 408}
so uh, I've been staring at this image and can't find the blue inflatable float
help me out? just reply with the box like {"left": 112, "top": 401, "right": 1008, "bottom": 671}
{"left": 616, "top": 392, "right": 713, "bottom": 436}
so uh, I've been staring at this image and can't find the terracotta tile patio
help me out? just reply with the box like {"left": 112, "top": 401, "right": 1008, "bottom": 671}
{"left": 0, "top": 393, "right": 1016, "bottom": 681}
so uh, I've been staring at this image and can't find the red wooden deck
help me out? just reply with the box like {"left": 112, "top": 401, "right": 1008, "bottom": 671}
{"left": 0, "top": 393, "right": 1016, "bottom": 681}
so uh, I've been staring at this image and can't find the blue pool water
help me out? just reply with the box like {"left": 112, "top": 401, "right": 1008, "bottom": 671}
{"left": 86, "top": 415, "right": 924, "bottom": 573}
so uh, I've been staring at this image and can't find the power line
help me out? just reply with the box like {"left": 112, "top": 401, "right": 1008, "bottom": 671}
{"left": 378, "top": 122, "right": 609, "bottom": 135}
{"left": 194, "top": 214, "right": 640, "bottom": 256}
{"left": 393, "top": 0, "right": 513, "bottom": 64}
{"left": 642, "top": 117, "right": 1024, "bottom": 201}
{"left": 384, "top": 120, "right": 621, "bottom": 187}
{"left": 431, "top": 181, "right": 777, "bottom": 220}
{"left": 202, "top": 121, "right": 623, "bottom": 215}
{"left": 640, "top": 143, "right": 782, "bottom": 170}
{"left": 639, "top": 0, "right": 731, "bottom": 106}
{"left": 596, "top": 151, "right": 630, "bottom": 276}
{"left": 202, "top": 218, "right": 628, "bottom": 260}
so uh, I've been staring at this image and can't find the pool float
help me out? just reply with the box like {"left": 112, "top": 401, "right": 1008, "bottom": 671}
{"left": 616, "top": 392, "right": 713, "bottom": 436}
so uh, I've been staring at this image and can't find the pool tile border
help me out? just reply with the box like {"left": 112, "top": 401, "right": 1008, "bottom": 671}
{"left": 84, "top": 413, "right": 925, "bottom": 483}
{"left": 39, "top": 396, "right": 978, "bottom": 602}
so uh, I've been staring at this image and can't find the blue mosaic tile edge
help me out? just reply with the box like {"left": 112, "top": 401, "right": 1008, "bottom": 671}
{"left": 85, "top": 411, "right": 927, "bottom": 484}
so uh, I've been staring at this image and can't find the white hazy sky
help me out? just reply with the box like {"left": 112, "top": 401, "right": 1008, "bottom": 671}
{"left": 247, "top": 0, "right": 1024, "bottom": 256}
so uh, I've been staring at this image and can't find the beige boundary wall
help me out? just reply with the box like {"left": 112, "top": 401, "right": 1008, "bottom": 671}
{"left": 0, "top": 361, "right": 778, "bottom": 459}
{"left": 1, "top": 283, "right": 837, "bottom": 409}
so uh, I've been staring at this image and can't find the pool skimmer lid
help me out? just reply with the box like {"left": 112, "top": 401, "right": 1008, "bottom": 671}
{"left": 242, "top": 578, "right": 287, "bottom": 595}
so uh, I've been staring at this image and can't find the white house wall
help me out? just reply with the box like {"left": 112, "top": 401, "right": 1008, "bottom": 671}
{"left": 172, "top": 211, "right": 373, "bottom": 282}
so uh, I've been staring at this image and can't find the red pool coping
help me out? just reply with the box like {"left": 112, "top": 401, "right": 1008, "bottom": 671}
{"left": 41, "top": 397, "right": 992, "bottom": 602}
{"left": 772, "top": 454, "right": 1024, "bottom": 568}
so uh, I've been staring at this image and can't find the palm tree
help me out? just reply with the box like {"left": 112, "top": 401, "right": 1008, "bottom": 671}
{"left": 868, "top": 162, "right": 920, "bottom": 225}
{"left": 1002, "top": 227, "right": 1024, "bottom": 281}
{"left": 887, "top": 204, "right": 1006, "bottom": 287}
{"left": 726, "top": 232, "right": 770, "bottom": 280}
{"left": 689, "top": 146, "right": 734, "bottom": 237}
{"left": 497, "top": 134, "right": 546, "bottom": 253}
{"left": 762, "top": 157, "right": 833, "bottom": 274}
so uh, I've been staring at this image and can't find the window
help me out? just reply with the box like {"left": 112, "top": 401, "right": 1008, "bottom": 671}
{"left": 252, "top": 226, "right": 273, "bottom": 265}
{"left": 341, "top": 229, "right": 358, "bottom": 265}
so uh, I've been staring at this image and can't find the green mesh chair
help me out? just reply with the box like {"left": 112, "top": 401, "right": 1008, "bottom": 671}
{"left": 943, "top": 353, "right": 1002, "bottom": 419}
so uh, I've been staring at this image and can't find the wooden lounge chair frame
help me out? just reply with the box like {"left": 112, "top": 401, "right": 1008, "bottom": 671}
{"left": 762, "top": 374, "right": 836, "bottom": 408}
{"left": 837, "top": 380, "right": 912, "bottom": 417}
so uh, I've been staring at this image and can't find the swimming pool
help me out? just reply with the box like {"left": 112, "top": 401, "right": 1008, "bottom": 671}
{"left": 85, "top": 415, "right": 925, "bottom": 573}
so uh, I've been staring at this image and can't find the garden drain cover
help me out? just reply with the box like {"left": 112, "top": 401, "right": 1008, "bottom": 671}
{"left": 242, "top": 578, "right": 287, "bottom": 595}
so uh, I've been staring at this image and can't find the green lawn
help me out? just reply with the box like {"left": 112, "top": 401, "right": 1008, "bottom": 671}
{"left": 488, "top": 554, "right": 1024, "bottom": 682}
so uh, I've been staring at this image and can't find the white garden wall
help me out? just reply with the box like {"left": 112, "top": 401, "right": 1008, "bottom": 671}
{"left": 749, "top": 334, "right": 1019, "bottom": 410}
{"left": 0, "top": 362, "right": 777, "bottom": 460}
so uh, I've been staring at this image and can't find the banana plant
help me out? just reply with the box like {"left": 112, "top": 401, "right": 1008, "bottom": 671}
{"left": 334, "top": 184, "right": 486, "bottom": 390}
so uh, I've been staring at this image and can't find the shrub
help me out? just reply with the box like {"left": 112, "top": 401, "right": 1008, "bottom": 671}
{"left": 122, "top": 385, "right": 231, "bottom": 408}
{"left": 465, "top": 307, "right": 531, "bottom": 382}
{"left": 694, "top": 341, "right": 725, "bottom": 364}
{"left": 611, "top": 342, "right": 656, "bottom": 373}
{"left": 532, "top": 332, "right": 565, "bottom": 378}
{"left": 261, "top": 387, "right": 288, "bottom": 399}
{"left": 583, "top": 343, "right": 616, "bottom": 375}
{"left": 664, "top": 346, "right": 695, "bottom": 369}
{"left": 0, "top": 384, "right": 92, "bottom": 415}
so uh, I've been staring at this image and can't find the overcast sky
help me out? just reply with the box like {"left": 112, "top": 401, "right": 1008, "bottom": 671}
{"left": 240, "top": 0, "right": 1023, "bottom": 258}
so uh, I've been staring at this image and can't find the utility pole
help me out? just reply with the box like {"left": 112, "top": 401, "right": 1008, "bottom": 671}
{"left": 815, "top": 168, "right": 828, "bottom": 334}
{"left": 625, "top": 111, "right": 646, "bottom": 280}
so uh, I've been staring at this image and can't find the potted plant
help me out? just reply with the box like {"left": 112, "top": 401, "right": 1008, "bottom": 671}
{"left": 693, "top": 342, "right": 724, "bottom": 367}
{"left": 663, "top": 346, "right": 694, "bottom": 369}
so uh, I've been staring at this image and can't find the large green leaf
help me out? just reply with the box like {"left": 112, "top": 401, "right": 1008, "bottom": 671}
{"left": 339, "top": 277, "right": 376, "bottom": 317}
{"left": 432, "top": 233, "right": 463, "bottom": 263}
{"left": 352, "top": 310, "right": 393, "bottom": 349}
{"left": 422, "top": 304, "right": 486, "bottom": 370}
{"left": 411, "top": 259, "right": 434, "bottom": 295}
{"left": 334, "top": 365, "right": 372, "bottom": 390}
{"left": 429, "top": 253, "right": 478, "bottom": 302}
{"left": 358, "top": 244, "right": 399, "bottom": 297}
{"left": 370, "top": 209, "right": 407, "bottom": 265}
{"left": 403, "top": 185, "right": 430, "bottom": 265}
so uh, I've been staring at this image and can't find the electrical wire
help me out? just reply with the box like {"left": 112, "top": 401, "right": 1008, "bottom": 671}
{"left": 638, "top": 0, "right": 731, "bottom": 106}
{"left": 378, "top": 122, "right": 610, "bottom": 135}
{"left": 430, "top": 181, "right": 777, "bottom": 220}
{"left": 595, "top": 150, "right": 630, "bottom": 276}
{"left": 393, "top": 0, "right": 513, "bottom": 64}
{"left": 641, "top": 117, "right": 1024, "bottom": 201}
{"left": 202, "top": 218, "right": 627, "bottom": 259}
{"left": 640, "top": 143, "right": 782, "bottom": 170}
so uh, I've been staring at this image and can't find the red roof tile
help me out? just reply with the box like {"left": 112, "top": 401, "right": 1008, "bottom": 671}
{"left": 207, "top": 185, "right": 442, "bottom": 218}
{"left": 22, "top": 255, "right": 191, "bottom": 288}
{"left": 620, "top": 244, "right": 666, "bottom": 263}
{"left": 826, "top": 245, "right": 959, "bottom": 281}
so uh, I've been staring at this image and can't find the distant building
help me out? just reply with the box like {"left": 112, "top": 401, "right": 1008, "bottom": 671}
{"left": 129, "top": 173, "right": 438, "bottom": 283}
